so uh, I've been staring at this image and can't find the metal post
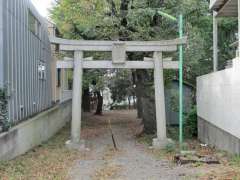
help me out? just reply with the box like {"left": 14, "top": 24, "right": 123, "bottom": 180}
{"left": 179, "top": 14, "right": 184, "bottom": 146}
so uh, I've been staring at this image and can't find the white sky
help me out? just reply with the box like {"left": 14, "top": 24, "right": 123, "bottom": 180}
{"left": 31, "top": 0, "right": 55, "bottom": 17}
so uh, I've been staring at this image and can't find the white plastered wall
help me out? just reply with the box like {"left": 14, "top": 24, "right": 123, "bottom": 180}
{"left": 197, "top": 58, "right": 240, "bottom": 139}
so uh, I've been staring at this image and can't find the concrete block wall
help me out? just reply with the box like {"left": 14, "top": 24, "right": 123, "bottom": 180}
{"left": 198, "top": 117, "right": 240, "bottom": 154}
{"left": 0, "top": 101, "right": 72, "bottom": 161}
{"left": 197, "top": 58, "right": 240, "bottom": 153}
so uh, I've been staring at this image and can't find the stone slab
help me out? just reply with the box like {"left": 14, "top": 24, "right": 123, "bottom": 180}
{"left": 65, "top": 140, "right": 86, "bottom": 151}
{"left": 152, "top": 138, "right": 174, "bottom": 149}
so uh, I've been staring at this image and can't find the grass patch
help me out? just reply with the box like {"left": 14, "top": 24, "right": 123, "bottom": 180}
{"left": 137, "top": 133, "right": 177, "bottom": 161}
{"left": 229, "top": 155, "right": 240, "bottom": 167}
{"left": 0, "top": 124, "right": 81, "bottom": 180}
{"left": 151, "top": 148, "right": 176, "bottom": 161}
{"left": 92, "top": 163, "right": 122, "bottom": 180}
{"left": 137, "top": 133, "right": 155, "bottom": 146}
{"left": 167, "top": 126, "right": 179, "bottom": 141}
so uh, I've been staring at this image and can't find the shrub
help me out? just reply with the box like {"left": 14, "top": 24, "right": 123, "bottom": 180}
{"left": 184, "top": 105, "right": 197, "bottom": 138}
{"left": 0, "top": 88, "right": 10, "bottom": 132}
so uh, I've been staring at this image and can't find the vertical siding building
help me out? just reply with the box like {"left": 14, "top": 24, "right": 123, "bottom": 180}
{"left": 0, "top": 0, "right": 53, "bottom": 124}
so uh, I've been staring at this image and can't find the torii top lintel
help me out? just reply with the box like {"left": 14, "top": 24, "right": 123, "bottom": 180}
{"left": 49, "top": 36, "right": 187, "bottom": 52}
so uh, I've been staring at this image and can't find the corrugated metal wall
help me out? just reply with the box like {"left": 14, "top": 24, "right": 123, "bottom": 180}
{"left": 0, "top": 0, "right": 3, "bottom": 88}
{"left": 2, "top": 0, "right": 53, "bottom": 123}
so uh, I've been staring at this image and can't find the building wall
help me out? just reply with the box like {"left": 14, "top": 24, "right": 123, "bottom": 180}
{"left": 47, "top": 21, "right": 60, "bottom": 103}
{"left": 165, "top": 81, "right": 194, "bottom": 125}
{"left": 2, "top": 0, "right": 53, "bottom": 123}
{"left": 197, "top": 58, "right": 240, "bottom": 153}
{"left": 0, "top": 0, "right": 3, "bottom": 88}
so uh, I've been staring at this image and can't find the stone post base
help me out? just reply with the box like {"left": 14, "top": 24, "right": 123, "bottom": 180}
{"left": 65, "top": 140, "right": 85, "bottom": 151}
{"left": 152, "top": 138, "right": 174, "bottom": 149}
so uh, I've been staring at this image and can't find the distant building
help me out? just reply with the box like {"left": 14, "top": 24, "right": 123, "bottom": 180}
{"left": 0, "top": 0, "right": 53, "bottom": 124}
{"left": 165, "top": 80, "right": 194, "bottom": 125}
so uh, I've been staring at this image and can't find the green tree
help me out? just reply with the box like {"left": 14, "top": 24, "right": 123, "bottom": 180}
{"left": 0, "top": 88, "right": 9, "bottom": 132}
{"left": 108, "top": 69, "right": 135, "bottom": 109}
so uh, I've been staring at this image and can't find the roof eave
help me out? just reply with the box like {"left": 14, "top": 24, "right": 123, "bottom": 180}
{"left": 209, "top": 0, "right": 225, "bottom": 11}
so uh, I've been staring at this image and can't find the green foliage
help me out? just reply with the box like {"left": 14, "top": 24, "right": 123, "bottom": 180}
{"left": 167, "top": 105, "right": 197, "bottom": 140}
{"left": 167, "top": 127, "right": 179, "bottom": 140}
{"left": 184, "top": 105, "right": 197, "bottom": 138}
{"left": 0, "top": 88, "right": 10, "bottom": 132}
{"left": 137, "top": 133, "right": 156, "bottom": 146}
{"left": 83, "top": 69, "right": 106, "bottom": 91}
{"left": 51, "top": 0, "right": 237, "bottom": 84}
{"left": 108, "top": 70, "right": 133, "bottom": 103}
{"left": 230, "top": 155, "right": 240, "bottom": 167}
{"left": 165, "top": 142, "right": 176, "bottom": 153}
{"left": 83, "top": 52, "right": 112, "bottom": 91}
{"left": 51, "top": 0, "right": 109, "bottom": 39}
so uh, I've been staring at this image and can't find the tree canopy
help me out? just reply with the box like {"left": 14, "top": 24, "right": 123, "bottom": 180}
{"left": 51, "top": 0, "right": 237, "bottom": 84}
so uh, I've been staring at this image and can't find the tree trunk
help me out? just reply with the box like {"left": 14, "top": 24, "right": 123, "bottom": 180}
{"left": 120, "top": 0, "right": 130, "bottom": 26}
{"left": 82, "top": 88, "right": 91, "bottom": 112}
{"left": 135, "top": 69, "right": 156, "bottom": 134}
{"left": 95, "top": 91, "right": 103, "bottom": 115}
{"left": 128, "top": 96, "right": 131, "bottom": 109}
{"left": 142, "top": 97, "right": 156, "bottom": 134}
{"left": 119, "top": 0, "right": 130, "bottom": 40}
{"left": 135, "top": 70, "right": 144, "bottom": 118}
{"left": 106, "top": 0, "right": 117, "bottom": 16}
{"left": 133, "top": 96, "right": 136, "bottom": 109}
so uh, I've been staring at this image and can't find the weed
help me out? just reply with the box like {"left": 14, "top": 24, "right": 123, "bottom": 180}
{"left": 137, "top": 133, "right": 155, "bottom": 146}
{"left": 230, "top": 155, "right": 240, "bottom": 167}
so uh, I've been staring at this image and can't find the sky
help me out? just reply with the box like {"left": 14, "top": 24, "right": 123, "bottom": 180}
{"left": 31, "top": 0, "right": 55, "bottom": 18}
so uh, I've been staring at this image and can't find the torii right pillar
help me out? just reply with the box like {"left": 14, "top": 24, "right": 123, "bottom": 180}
{"left": 153, "top": 51, "right": 172, "bottom": 148}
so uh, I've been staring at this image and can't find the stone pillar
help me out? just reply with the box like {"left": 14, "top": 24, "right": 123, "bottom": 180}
{"left": 152, "top": 52, "right": 171, "bottom": 148}
{"left": 213, "top": 11, "right": 218, "bottom": 72}
{"left": 66, "top": 51, "right": 85, "bottom": 149}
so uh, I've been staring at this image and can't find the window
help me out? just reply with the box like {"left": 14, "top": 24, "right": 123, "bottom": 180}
{"left": 38, "top": 63, "right": 46, "bottom": 80}
{"left": 57, "top": 69, "right": 61, "bottom": 87}
{"left": 28, "top": 10, "right": 41, "bottom": 37}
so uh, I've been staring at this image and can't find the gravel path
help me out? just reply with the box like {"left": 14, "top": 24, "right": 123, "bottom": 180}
{"left": 68, "top": 110, "right": 212, "bottom": 180}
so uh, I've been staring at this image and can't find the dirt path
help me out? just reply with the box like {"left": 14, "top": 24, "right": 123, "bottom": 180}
{"left": 68, "top": 110, "right": 215, "bottom": 180}
{"left": 1, "top": 110, "right": 239, "bottom": 179}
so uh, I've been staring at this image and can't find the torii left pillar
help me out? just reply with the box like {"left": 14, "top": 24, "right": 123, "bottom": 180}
{"left": 66, "top": 51, "right": 85, "bottom": 150}
{"left": 152, "top": 51, "right": 172, "bottom": 148}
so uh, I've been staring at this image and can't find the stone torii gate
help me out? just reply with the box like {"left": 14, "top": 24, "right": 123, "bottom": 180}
{"left": 50, "top": 37, "right": 187, "bottom": 149}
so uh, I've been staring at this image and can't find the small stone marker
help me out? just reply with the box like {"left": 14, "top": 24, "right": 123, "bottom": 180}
{"left": 112, "top": 42, "right": 126, "bottom": 64}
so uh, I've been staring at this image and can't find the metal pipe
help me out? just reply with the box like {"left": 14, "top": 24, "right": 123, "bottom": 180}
{"left": 178, "top": 14, "right": 184, "bottom": 146}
